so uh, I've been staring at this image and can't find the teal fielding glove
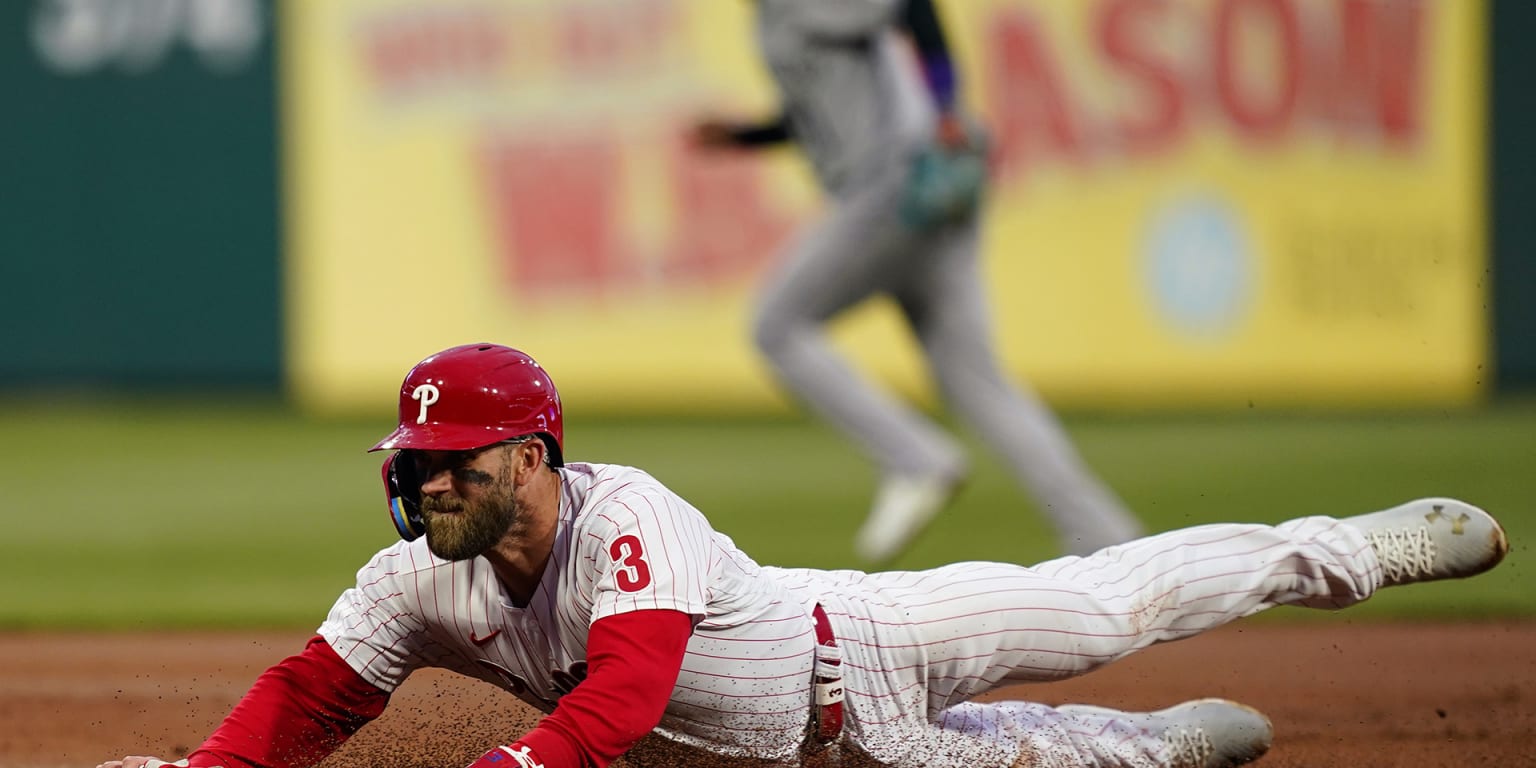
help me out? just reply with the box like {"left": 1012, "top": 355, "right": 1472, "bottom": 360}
{"left": 899, "top": 127, "right": 989, "bottom": 232}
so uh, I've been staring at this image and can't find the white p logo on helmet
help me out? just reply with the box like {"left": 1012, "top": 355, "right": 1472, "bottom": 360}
{"left": 412, "top": 384, "right": 441, "bottom": 424}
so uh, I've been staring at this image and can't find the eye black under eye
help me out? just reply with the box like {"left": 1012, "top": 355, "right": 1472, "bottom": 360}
{"left": 452, "top": 466, "right": 496, "bottom": 485}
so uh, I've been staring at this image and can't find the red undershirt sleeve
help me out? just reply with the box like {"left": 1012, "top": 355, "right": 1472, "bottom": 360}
{"left": 517, "top": 609, "right": 694, "bottom": 768}
{"left": 183, "top": 635, "right": 390, "bottom": 768}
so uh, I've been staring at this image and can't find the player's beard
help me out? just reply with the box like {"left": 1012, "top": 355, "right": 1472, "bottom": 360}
{"left": 421, "top": 480, "right": 520, "bottom": 561}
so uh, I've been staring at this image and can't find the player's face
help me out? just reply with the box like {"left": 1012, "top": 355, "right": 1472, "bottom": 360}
{"left": 414, "top": 445, "right": 522, "bottom": 561}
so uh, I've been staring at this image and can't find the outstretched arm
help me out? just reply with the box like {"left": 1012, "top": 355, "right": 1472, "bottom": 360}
{"left": 691, "top": 112, "right": 793, "bottom": 151}
{"left": 901, "top": 0, "right": 958, "bottom": 113}
{"left": 899, "top": 0, "right": 968, "bottom": 145}
{"left": 96, "top": 636, "right": 390, "bottom": 768}
{"left": 466, "top": 609, "right": 694, "bottom": 768}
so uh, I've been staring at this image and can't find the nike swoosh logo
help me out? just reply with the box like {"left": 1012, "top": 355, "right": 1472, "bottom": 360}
{"left": 470, "top": 629, "right": 502, "bottom": 646}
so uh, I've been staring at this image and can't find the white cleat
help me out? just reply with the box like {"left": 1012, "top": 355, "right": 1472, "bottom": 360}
{"left": 854, "top": 471, "right": 962, "bottom": 565}
{"left": 1058, "top": 698, "right": 1273, "bottom": 768}
{"left": 1342, "top": 497, "right": 1509, "bottom": 587}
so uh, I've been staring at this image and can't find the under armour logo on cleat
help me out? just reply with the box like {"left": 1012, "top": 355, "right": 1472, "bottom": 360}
{"left": 1424, "top": 505, "right": 1471, "bottom": 535}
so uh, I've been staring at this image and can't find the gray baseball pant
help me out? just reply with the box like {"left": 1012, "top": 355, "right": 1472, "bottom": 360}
{"left": 751, "top": 166, "right": 1142, "bottom": 553}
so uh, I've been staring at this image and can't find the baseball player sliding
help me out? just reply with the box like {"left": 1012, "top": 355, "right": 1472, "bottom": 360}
{"left": 691, "top": 0, "right": 1144, "bottom": 563}
{"left": 98, "top": 343, "right": 1508, "bottom": 768}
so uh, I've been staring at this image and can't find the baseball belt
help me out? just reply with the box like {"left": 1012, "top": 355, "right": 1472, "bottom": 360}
{"left": 811, "top": 603, "right": 844, "bottom": 744}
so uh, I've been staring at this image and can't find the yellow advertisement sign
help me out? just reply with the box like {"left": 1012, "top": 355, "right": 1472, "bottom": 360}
{"left": 283, "top": 0, "right": 1486, "bottom": 413}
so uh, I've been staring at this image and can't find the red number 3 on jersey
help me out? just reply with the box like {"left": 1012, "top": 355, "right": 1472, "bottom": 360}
{"left": 608, "top": 534, "right": 653, "bottom": 592}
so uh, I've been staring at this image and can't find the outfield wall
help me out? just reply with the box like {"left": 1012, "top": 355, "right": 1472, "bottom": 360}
{"left": 0, "top": 0, "right": 281, "bottom": 389}
{"left": 284, "top": 0, "right": 1490, "bottom": 413}
{"left": 0, "top": 1, "right": 1507, "bottom": 408}
{"left": 1492, "top": 0, "right": 1536, "bottom": 389}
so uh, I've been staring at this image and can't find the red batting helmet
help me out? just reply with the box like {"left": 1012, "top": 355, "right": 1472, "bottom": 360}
{"left": 369, "top": 343, "right": 564, "bottom": 466}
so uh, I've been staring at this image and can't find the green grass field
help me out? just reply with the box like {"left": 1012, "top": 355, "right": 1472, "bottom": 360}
{"left": 2, "top": 397, "right": 1531, "bottom": 628}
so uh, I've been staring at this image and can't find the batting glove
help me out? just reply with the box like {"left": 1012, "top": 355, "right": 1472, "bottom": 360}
{"left": 467, "top": 742, "right": 546, "bottom": 768}
{"left": 95, "top": 759, "right": 218, "bottom": 768}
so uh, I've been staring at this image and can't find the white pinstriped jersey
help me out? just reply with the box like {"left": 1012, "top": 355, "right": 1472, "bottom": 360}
{"left": 321, "top": 461, "right": 1384, "bottom": 768}
{"left": 319, "top": 462, "right": 820, "bottom": 762}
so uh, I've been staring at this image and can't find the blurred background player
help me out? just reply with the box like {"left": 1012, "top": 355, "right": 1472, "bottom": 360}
{"left": 691, "top": 0, "right": 1143, "bottom": 562}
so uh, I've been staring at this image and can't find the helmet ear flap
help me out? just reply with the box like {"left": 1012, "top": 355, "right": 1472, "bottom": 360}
{"left": 382, "top": 451, "right": 426, "bottom": 542}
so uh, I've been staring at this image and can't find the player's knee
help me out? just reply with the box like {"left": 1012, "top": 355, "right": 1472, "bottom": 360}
{"left": 751, "top": 308, "right": 797, "bottom": 356}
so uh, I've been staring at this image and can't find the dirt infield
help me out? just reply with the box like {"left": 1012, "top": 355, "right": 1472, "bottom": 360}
{"left": 5, "top": 621, "right": 1532, "bottom": 768}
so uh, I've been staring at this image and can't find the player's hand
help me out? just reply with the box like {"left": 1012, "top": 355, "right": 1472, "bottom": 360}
{"left": 95, "top": 758, "right": 190, "bottom": 768}
{"left": 935, "top": 112, "right": 970, "bottom": 150}
{"left": 466, "top": 742, "right": 545, "bottom": 768}
{"left": 689, "top": 118, "right": 743, "bottom": 150}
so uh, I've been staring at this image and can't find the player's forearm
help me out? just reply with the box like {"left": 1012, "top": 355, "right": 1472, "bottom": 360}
{"left": 900, "top": 0, "right": 960, "bottom": 113}
{"left": 190, "top": 636, "right": 389, "bottom": 768}
{"left": 727, "top": 114, "right": 793, "bottom": 148}
{"left": 509, "top": 610, "right": 694, "bottom": 768}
